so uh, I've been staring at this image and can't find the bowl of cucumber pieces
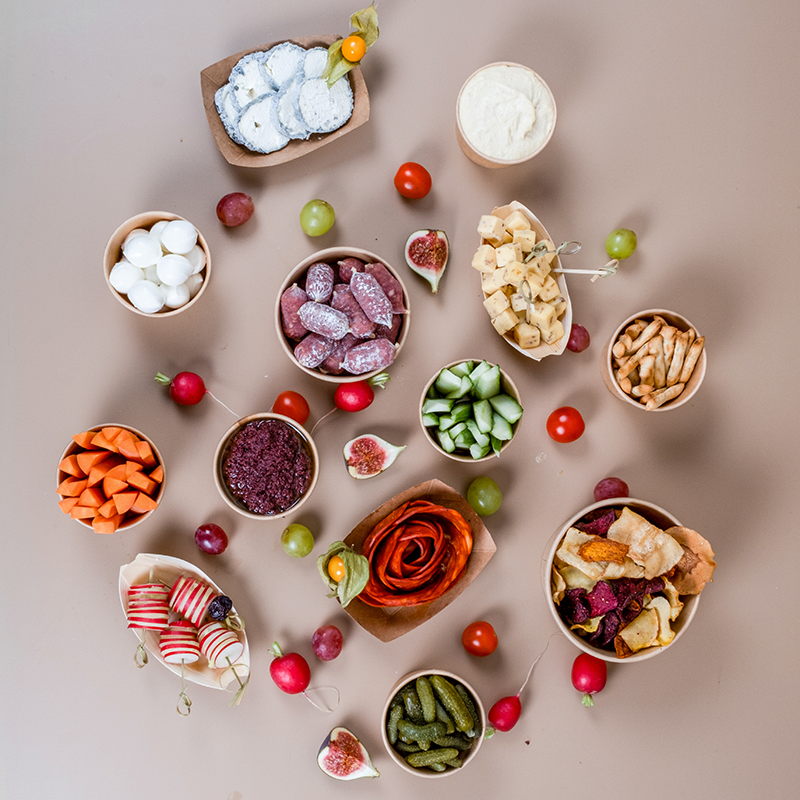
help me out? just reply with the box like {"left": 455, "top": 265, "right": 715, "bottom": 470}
{"left": 419, "top": 359, "right": 523, "bottom": 462}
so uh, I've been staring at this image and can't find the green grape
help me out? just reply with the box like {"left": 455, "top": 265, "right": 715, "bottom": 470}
{"left": 281, "top": 523, "right": 314, "bottom": 558}
{"left": 299, "top": 199, "right": 335, "bottom": 236}
{"left": 605, "top": 228, "right": 637, "bottom": 259}
{"left": 466, "top": 476, "right": 503, "bottom": 516}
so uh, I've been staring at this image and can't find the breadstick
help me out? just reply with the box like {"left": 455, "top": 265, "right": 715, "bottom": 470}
{"left": 679, "top": 336, "right": 705, "bottom": 383}
{"left": 666, "top": 331, "right": 689, "bottom": 387}
{"left": 646, "top": 383, "right": 685, "bottom": 410}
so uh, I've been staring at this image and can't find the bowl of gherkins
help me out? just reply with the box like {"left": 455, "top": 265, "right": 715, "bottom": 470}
{"left": 381, "top": 669, "right": 485, "bottom": 777}
{"left": 419, "top": 359, "right": 523, "bottom": 462}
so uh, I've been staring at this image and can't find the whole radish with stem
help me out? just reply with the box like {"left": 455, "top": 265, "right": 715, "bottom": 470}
{"left": 571, "top": 653, "right": 607, "bottom": 707}
{"left": 269, "top": 642, "right": 339, "bottom": 712}
{"left": 487, "top": 634, "right": 558, "bottom": 733}
{"left": 155, "top": 371, "right": 238, "bottom": 416}
{"left": 310, "top": 372, "right": 389, "bottom": 434}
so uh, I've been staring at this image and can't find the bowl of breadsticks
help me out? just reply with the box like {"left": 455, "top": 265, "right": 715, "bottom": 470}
{"left": 601, "top": 309, "right": 706, "bottom": 411}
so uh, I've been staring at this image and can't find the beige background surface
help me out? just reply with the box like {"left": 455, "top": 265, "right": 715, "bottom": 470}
{"left": 3, "top": 1, "right": 799, "bottom": 798}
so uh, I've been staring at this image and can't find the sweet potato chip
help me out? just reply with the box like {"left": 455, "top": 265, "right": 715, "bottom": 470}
{"left": 578, "top": 537, "right": 630, "bottom": 564}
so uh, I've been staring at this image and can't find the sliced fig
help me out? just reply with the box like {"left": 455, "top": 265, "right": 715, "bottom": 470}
{"left": 317, "top": 727, "right": 380, "bottom": 780}
{"left": 405, "top": 229, "right": 449, "bottom": 293}
{"left": 343, "top": 434, "right": 406, "bottom": 479}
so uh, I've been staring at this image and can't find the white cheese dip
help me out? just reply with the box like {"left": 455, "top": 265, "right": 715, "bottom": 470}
{"left": 458, "top": 65, "right": 556, "bottom": 161}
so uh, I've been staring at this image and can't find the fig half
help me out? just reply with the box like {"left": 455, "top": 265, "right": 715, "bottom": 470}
{"left": 343, "top": 434, "right": 406, "bottom": 479}
{"left": 405, "top": 229, "right": 449, "bottom": 292}
{"left": 317, "top": 727, "right": 380, "bottom": 780}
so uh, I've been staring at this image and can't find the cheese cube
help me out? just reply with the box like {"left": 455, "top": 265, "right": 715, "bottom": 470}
{"left": 509, "top": 291, "right": 529, "bottom": 313}
{"left": 483, "top": 289, "right": 510, "bottom": 318}
{"left": 527, "top": 300, "right": 556, "bottom": 329}
{"left": 472, "top": 244, "right": 498, "bottom": 273}
{"left": 502, "top": 260, "right": 528, "bottom": 285}
{"left": 503, "top": 209, "right": 531, "bottom": 232}
{"left": 514, "top": 321, "right": 541, "bottom": 349}
{"left": 539, "top": 238, "right": 557, "bottom": 264}
{"left": 477, "top": 215, "right": 505, "bottom": 243}
{"left": 527, "top": 256, "right": 551, "bottom": 281}
{"left": 552, "top": 297, "right": 567, "bottom": 318}
{"left": 481, "top": 269, "right": 507, "bottom": 295}
{"left": 539, "top": 275, "right": 560, "bottom": 302}
{"left": 512, "top": 228, "right": 538, "bottom": 252}
{"left": 541, "top": 319, "right": 565, "bottom": 345}
{"left": 519, "top": 272, "right": 544, "bottom": 298}
{"left": 491, "top": 307, "right": 519, "bottom": 336}
{"left": 496, "top": 242, "right": 523, "bottom": 267}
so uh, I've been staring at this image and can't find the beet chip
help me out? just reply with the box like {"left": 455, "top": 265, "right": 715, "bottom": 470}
{"left": 575, "top": 509, "right": 617, "bottom": 537}
{"left": 588, "top": 609, "right": 620, "bottom": 647}
{"left": 586, "top": 580, "right": 619, "bottom": 617}
{"left": 561, "top": 588, "right": 592, "bottom": 625}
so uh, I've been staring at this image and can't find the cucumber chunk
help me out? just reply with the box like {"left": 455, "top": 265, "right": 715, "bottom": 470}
{"left": 488, "top": 393, "right": 524, "bottom": 424}
{"left": 434, "top": 368, "right": 462, "bottom": 395}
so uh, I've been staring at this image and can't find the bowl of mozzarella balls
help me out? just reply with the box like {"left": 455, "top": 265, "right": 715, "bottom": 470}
{"left": 104, "top": 212, "right": 211, "bottom": 316}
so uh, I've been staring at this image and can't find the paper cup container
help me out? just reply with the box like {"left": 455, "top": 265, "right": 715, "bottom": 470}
{"left": 200, "top": 35, "right": 370, "bottom": 168}
{"left": 56, "top": 423, "right": 165, "bottom": 532}
{"left": 419, "top": 359, "right": 522, "bottom": 462}
{"left": 104, "top": 212, "right": 210, "bottom": 317}
{"left": 275, "top": 246, "right": 410, "bottom": 383}
{"left": 213, "top": 413, "right": 319, "bottom": 520}
{"left": 601, "top": 308, "right": 707, "bottom": 411}
{"left": 541, "top": 498, "right": 701, "bottom": 663}
{"left": 381, "top": 669, "right": 485, "bottom": 777}
{"left": 456, "top": 62, "right": 556, "bottom": 168}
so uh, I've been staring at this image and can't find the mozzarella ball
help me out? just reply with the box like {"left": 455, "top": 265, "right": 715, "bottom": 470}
{"left": 185, "top": 244, "right": 207, "bottom": 275}
{"left": 123, "top": 233, "right": 162, "bottom": 268}
{"left": 156, "top": 254, "right": 193, "bottom": 286}
{"left": 184, "top": 272, "right": 204, "bottom": 298}
{"left": 109, "top": 259, "right": 145, "bottom": 294}
{"left": 128, "top": 280, "right": 166, "bottom": 313}
{"left": 160, "top": 220, "right": 197, "bottom": 254}
{"left": 163, "top": 282, "right": 191, "bottom": 308}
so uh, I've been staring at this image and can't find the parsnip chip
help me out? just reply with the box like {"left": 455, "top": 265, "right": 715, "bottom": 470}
{"left": 616, "top": 607, "right": 659, "bottom": 654}
{"left": 578, "top": 537, "right": 630, "bottom": 564}
{"left": 662, "top": 577, "right": 685, "bottom": 620}
{"left": 665, "top": 525, "right": 716, "bottom": 594}
{"left": 607, "top": 507, "right": 684, "bottom": 579}
{"left": 646, "top": 596, "right": 676, "bottom": 646}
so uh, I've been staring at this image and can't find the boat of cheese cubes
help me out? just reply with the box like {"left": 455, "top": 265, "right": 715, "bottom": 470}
{"left": 119, "top": 553, "right": 249, "bottom": 692}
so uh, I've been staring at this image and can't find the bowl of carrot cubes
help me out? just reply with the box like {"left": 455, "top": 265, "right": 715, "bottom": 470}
{"left": 56, "top": 424, "right": 165, "bottom": 533}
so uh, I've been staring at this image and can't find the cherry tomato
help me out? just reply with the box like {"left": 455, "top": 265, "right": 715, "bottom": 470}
{"left": 394, "top": 162, "right": 432, "bottom": 199}
{"left": 272, "top": 391, "right": 310, "bottom": 425}
{"left": 462, "top": 621, "right": 498, "bottom": 657}
{"left": 327, "top": 555, "right": 346, "bottom": 583}
{"left": 341, "top": 34, "right": 366, "bottom": 62}
{"left": 546, "top": 406, "right": 585, "bottom": 443}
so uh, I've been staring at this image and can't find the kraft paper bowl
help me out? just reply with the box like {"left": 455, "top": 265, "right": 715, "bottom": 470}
{"left": 382, "top": 669, "right": 485, "bottom": 777}
{"left": 104, "top": 211, "right": 210, "bottom": 317}
{"left": 276, "top": 246, "right": 410, "bottom": 383}
{"left": 541, "top": 498, "right": 701, "bottom": 663}
{"left": 56, "top": 423, "right": 165, "bottom": 532}
{"left": 601, "top": 308, "right": 707, "bottom": 411}
{"left": 213, "top": 413, "right": 319, "bottom": 520}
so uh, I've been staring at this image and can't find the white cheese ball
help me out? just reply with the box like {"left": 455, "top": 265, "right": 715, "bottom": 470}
{"left": 122, "top": 228, "right": 151, "bottom": 249}
{"left": 163, "top": 282, "right": 191, "bottom": 309}
{"left": 184, "top": 273, "right": 204, "bottom": 298}
{"left": 156, "top": 254, "right": 193, "bottom": 286}
{"left": 185, "top": 244, "right": 206, "bottom": 275}
{"left": 143, "top": 264, "right": 160, "bottom": 282}
{"left": 128, "top": 280, "right": 166, "bottom": 313}
{"left": 160, "top": 219, "right": 198, "bottom": 254}
{"left": 123, "top": 233, "right": 163, "bottom": 268}
{"left": 109, "top": 259, "right": 145, "bottom": 294}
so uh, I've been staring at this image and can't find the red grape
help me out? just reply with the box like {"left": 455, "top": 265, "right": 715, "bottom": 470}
{"left": 311, "top": 625, "right": 343, "bottom": 661}
{"left": 593, "top": 477, "right": 629, "bottom": 501}
{"left": 567, "top": 323, "right": 591, "bottom": 352}
{"left": 216, "top": 192, "right": 254, "bottom": 227}
{"left": 194, "top": 523, "right": 228, "bottom": 555}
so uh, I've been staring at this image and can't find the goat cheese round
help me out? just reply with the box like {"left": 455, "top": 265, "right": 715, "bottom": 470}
{"left": 458, "top": 64, "right": 556, "bottom": 162}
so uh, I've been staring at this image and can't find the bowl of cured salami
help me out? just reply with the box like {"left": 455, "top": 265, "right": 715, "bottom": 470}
{"left": 276, "top": 247, "right": 411, "bottom": 383}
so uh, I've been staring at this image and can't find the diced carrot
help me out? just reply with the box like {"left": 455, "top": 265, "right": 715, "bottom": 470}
{"left": 76, "top": 448, "right": 112, "bottom": 475}
{"left": 58, "top": 496, "right": 80, "bottom": 514}
{"left": 125, "top": 460, "right": 144, "bottom": 480}
{"left": 93, "top": 513, "right": 123, "bottom": 534}
{"left": 90, "top": 431, "right": 118, "bottom": 452}
{"left": 70, "top": 504, "right": 98, "bottom": 520}
{"left": 131, "top": 492, "right": 159, "bottom": 514}
{"left": 57, "top": 476, "right": 88, "bottom": 497}
{"left": 104, "top": 463, "right": 129, "bottom": 481}
{"left": 72, "top": 430, "right": 95, "bottom": 449}
{"left": 78, "top": 487, "right": 105, "bottom": 508}
{"left": 112, "top": 491, "right": 138, "bottom": 515}
{"left": 58, "top": 454, "right": 85, "bottom": 478}
{"left": 116, "top": 431, "right": 141, "bottom": 460}
{"left": 128, "top": 471, "right": 157, "bottom": 495}
{"left": 102, "top": 476, "right": 129, "bottom": 498}
{"left": 101, "top": 426, "right": 126, "bottom": 443}
{"left": 97, "top": 497, "right": 119, "bottom": 518}
{"left": 134, "top": 439, "right": 158, "bottom": 467}
{"left": 148, "top": 464, "right": 164, "bottom": 483}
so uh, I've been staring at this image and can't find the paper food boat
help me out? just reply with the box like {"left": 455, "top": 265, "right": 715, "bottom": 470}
{"left": 341, "top": 479, "right": 496, "bottom": 642}
{"left": 119, "top": 553, "right": 250, "bottom": 691}
{"left": 480, "top": 201, "right": 572, "bottom": 361}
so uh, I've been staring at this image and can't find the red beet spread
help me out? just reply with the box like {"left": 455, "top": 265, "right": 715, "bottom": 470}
{"left": 222, "top": 419, "right": 312, "bottom": 515}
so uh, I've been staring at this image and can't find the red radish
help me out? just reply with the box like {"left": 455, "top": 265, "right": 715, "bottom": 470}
{"left": 571, "top": 653, "right": 607, "bottom": 707}
{"left": 487, "top": 635, "right": 556, "bottom": 733}
{"left": 269, "top": 641, "right": 311, "bottom": 694}
{"left": 155, "top": 371, "right": 238, "bottom": 416}
{"left": 311, "top": 373, "right": 390, "bottom": 434}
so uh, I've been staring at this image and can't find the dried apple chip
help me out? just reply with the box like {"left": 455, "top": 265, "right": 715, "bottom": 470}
{"left": 607, "top": 507, "right": 683, "bottom": 579}
{"left": 665, "top": 526, "right": 716, "bottom": 595}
